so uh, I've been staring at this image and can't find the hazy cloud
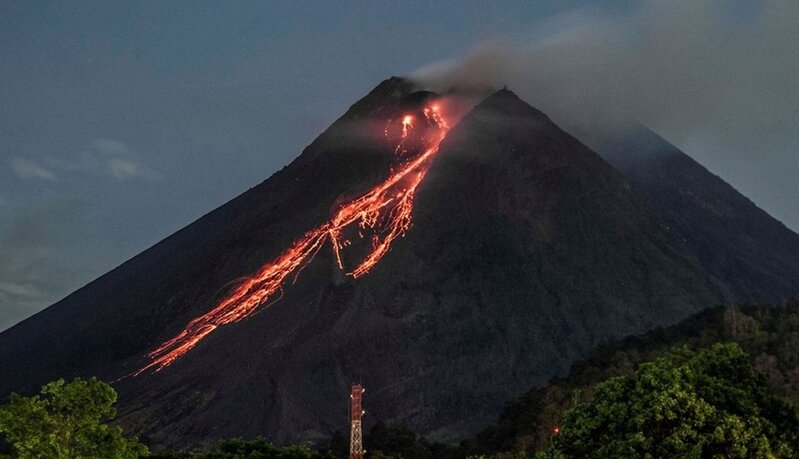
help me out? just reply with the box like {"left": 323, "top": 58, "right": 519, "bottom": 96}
{"left": 413, "top": 0, "right": 799, "bottom": 154}
{"left": 412, "top": 0, "right": 799, "bottom": 230}
{"left": 40, "top": 138, "right": 162, "bottom": 182}
{"left": 107, "top": 158, "right": 142, "bottom": 179}
{"left": 0, "top": 201, "right": 85, "bottom": 330}
{"left": 92, "top": 138, "right": 131, "bottom": 157}
{"left": 11, "top": 158, "right": 57, "bottom": 181}
{"left": 92, "top": 138, "right": 162, "bottom": 181}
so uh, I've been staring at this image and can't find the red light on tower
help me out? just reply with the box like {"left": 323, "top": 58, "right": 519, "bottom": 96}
{"left": 349, "top": 384, "right": 365, "bottom": 459}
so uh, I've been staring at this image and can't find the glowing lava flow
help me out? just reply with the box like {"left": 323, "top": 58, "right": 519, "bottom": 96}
{"left": 134, "top": 103, "right": 450, "bottom": 375}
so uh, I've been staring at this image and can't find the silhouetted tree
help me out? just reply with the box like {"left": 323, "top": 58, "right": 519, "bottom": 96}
{"left": 536, "top": 343, "right": 799, "bottom": 458}
{"left": 0, "top": 377, "right": 148, "bottom": 458}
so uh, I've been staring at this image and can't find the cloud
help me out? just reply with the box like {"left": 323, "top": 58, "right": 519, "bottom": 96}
{"left": 0, "top": 201, "right": 86, "bottom": 330}
{"left": 36, "top": 138, "right": 162, "bottom": 182}
{"left": 11, "top": 158, "right": 57, "bottom": 181}
{"left": 0, "top": 281, "right": 47, "bottom": 298}
{"left": 412, "top": 0, "right": 799, "bottom": 155}
{"left": 92, "top": 138, "right": 131, "bottom": 157}
{"left": 89, "top": 138, "right": 162, "bottom": 181}
{"left": 108, "top": 158, "right": 144, "bottom": 179}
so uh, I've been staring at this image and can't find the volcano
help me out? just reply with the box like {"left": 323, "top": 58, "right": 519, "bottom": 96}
{"left": 1, "top": 78, "right": 798, "bottom": 448}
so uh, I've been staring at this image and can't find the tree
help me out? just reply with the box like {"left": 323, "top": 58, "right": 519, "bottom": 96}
{"left": 364, "top": 422, "right": 454, "bottom": 459}
{"left": 536, "top": 343, "right": 799, "bottom": 458}
{"left": 208, "top": 437, "right": 316, "bottom": 458}
{"left": 0, "top": 377, "right": 148, "bottom": 458}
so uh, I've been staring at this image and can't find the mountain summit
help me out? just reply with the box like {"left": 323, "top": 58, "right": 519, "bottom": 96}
{"left": 0, "top": 78, "right": 796, "bottom": 448}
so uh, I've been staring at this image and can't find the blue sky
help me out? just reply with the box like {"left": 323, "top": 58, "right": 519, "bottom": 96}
{"left": 1, "top": 0, "right": 795, "bottom": 330}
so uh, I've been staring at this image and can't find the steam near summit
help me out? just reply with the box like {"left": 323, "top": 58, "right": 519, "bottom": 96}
{"left": 412, "top": 1, "right": 799, "bottom": 231}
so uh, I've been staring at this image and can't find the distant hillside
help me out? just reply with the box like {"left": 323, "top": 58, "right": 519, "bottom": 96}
{"left": 459, "top": 299, "right": 799, "bottom": 456}
{"left": 590, "top": 125, "right": 799, "bottom": 304}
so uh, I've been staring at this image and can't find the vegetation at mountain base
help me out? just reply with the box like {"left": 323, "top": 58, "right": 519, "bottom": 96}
{"left": 149, "top": 424, "right": 450, "bottom": 459}
{"left": 459, "top": 300, "right": 799, "bottom": 457}
{"left": 534, "top": 343, "right": 798, "bottom": 458}
{"left": 0, "top": 377, "right": 148, "bottom": 459}
{"left": 148, "top": 437, "right": 338, "bottom": 459}
{"left": 153, "top": 301, "right": 798, "bottom": 458}
{"left": 364, "top": 422, "right": 454, "bottom": 459}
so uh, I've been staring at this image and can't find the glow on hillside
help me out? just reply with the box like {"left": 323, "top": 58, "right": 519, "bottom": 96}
{"left": 134, "top": 100, "right": 453, "bottom": 376}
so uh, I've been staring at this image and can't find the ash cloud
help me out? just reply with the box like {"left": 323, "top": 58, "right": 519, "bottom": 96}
{"left": 413, "top": 1, "right": 798, "bottom": 149}
{"left": 412, "top": 0, "right": 799, "bottom": 230}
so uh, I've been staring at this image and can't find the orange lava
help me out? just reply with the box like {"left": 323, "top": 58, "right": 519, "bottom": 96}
{"left": 134, "top": 102, "right": 450, "bottom": 375}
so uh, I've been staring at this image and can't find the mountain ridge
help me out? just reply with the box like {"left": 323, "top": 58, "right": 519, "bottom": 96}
{"left": 0, "top": 78, "right": 797, "bottom": 449}
{"left": 587, "top": 124, "right": 799, "bottom": 303}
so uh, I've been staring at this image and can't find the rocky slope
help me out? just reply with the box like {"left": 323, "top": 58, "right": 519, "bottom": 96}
{"left": 0, "top": 78, "right": 795, "bottom": 449}
{"left": 589, "top": 125, "right": 799, "bottom": 303}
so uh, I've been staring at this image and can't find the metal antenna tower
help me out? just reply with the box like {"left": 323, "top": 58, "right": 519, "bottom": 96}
{"left": 349, "top": 384, "right": 365, "bottom": 459}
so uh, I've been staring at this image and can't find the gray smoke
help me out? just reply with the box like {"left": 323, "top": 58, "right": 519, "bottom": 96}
{"left": 411, "top": 0, "right": 799, "bottom": 230}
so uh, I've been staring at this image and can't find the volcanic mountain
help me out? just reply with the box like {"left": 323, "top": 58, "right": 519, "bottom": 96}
{"left": 586, "top": 125, "right": 799, "bottom": 304}
{"left": 1, "top": 78, "right": 797, "bottom": 448}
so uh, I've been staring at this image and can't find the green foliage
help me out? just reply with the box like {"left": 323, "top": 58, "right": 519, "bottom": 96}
{"left": 459, "top": 301, "right": 799, "bottom": 456}
{"left": 208, "top": 437, "right": 316, "bottom": 458}
{"left": 151, "top": 423, "right": 457, "bottom": 459}
{"left": 151, "top": 437, "right": 341, "bottom": 459}
{"left": 365, "top": 422, "right": 453, "bottom": 459}
{"left": 317, "top": 432, "right": 348, "bottom": 459}
{"left": 466, "top": 452, "right": 535, "bottom": 459}
{"left": 0, "top": 377, "right": 148, "bottom": 458}
{"left": 536, "top": 343, "right": 799, "bottom": 458}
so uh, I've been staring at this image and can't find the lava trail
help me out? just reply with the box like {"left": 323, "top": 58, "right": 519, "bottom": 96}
{"left": 134, "top": 102, "right": 450, "bottom": 375}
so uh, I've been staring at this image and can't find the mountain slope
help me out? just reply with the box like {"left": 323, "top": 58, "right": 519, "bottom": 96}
{"left": 0, "top": 76, "right": 427, "bottom": 394}
{"left": 0, "top": 79, "right": 795, "bottom": 449}
{"left": 589, "top": 125, "right": 799, "bottom": 303}
{"left": 113, "top": 87, "right": 722, "bottom": 446}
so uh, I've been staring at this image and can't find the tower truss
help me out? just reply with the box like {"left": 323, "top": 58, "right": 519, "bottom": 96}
{"left": 349, "top": 384, "right": 365, "bottom": 459}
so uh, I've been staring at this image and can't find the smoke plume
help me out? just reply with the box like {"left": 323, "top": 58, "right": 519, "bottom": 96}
{"left": 413, "top": 0, "right": 798, "bottom": 155}
{"left": 411, "top": 0, "right": 799, "bottom": 231}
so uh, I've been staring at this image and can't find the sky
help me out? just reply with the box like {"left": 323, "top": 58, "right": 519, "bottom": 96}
{"left": 1, "top": 0, "right": 797, "bottom": 331}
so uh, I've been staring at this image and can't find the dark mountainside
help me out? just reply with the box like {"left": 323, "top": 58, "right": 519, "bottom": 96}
{"left": 0, "top": 76, "right": 425, "bottom": 390}
{"left": 0, "top": 78, "right": 796, "bottom": 449}
{"left": 589, "top": 125, "right": 799, "bottom": 304}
